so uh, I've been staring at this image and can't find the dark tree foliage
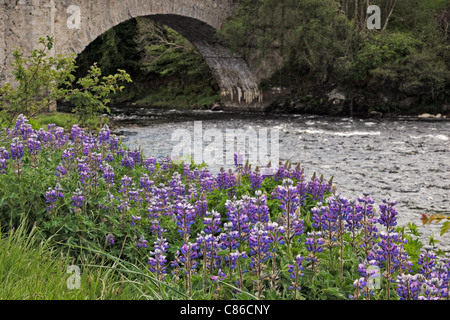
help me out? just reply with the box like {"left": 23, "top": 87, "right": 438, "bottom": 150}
{"left": 74, "top": 18, "right": 219, "bottom": 108}
{"left": 218, "top": 0, "right": 449, "bottom": 111}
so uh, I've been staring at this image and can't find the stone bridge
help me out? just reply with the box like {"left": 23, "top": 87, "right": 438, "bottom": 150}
{"left": 0, "top": 0, "right": 263, "bottom": 109}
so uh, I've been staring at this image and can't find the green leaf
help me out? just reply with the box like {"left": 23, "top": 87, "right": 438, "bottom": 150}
{"left": 216, "top": 250, "right": 229, "bottom": 257}
{"left": 440, "top": 221, "right": 450, "bottom": 236}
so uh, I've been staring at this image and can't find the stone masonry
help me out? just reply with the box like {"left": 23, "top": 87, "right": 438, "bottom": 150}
{"left": 0, "top": 0, "right": 263, "bottom": 109}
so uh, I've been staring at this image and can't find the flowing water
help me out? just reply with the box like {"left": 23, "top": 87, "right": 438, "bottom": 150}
{"left": 109, "top": 106, "right": 450, "bottom": 250}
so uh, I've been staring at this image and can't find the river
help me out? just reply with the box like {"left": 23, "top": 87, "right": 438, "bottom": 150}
{"left": 108, "top": 106, "right": 450, "bottom": 250}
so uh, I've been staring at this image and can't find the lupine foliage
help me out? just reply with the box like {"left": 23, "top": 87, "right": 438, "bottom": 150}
{"left": 0, "top": 115, "right": 448, "bottom": 300}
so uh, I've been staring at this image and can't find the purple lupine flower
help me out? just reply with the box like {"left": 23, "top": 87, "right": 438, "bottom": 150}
{"left": 98, "top": 124, "right": 110, "bottom": 145}
{"left": 378, "top": 198, "right": 399, "bottom": 231}
{"left": 229, "top": 250, "right": 247, "bottom": 270}
{"left": 149, "top": 216, "right": 165, "bottom": 238}
{"left": 101, "top": 163, "right": 114, "bottom": 186}
{"left": 70, "top": 124, "right": 83, "bottom": 143}
{"left": 56, "top": 163, "right": 67, "bottom": 179}
{"left": 418, "top": 246, "right": 437, "bottom": 279}
{"left": 187, "top": 183, "right": 197, "bottom": 201}
{"left": 127, "top": 189, "right": 142, "bottom": 207}
{"left": 216, "top": 167, "right": 228, "bottom": 190}
{"left": 0, "top": 158, "right": 6, "bottom": 174}
{"left": 183, "top": 163, "right": 195, "bottom": 181}
{"left": 195, "top": 192, "right": 208, "bottom": 218}
{"left": 129, "top": 148, "right": 141, "bottom": 165}
{"left": 274, "top": 178, "right": 300, "bottom": 215}
{"left": 220, "top": 230, "right": 241, "bottom": 252}
{"left": 19, "top": 123, "right": 33, "bottom": 140}
{"left": 105, "top": 233, "right": 115, "bottom": 246}
{"left": 121, "top": 151, "right": 134, "bottom": 169}
{"left": 199, "top": 232, "right": 223, "bottom": 270}
{"left": 175, "top": 200, "right": 197, "bottom": 243}
{"left": 179, "top": 242, "right": 200, "bottom": 264}
{"left": 62, "top": 147, "right": 75, "bottom": 165}
{"left": 35, "top": 128, "right": 48, "bottom": 145}
{"left": 311, "top": 203, "right": 328, "bottom": 231}
{"left": 170, "top": 172, "right": 186, "bottom": 198}
{"left": 0, "top": 147, "right": 10, "bottom": 160}
{"left": 153, "top": 183, "right": 170, "bottom": 209}
{"left": 203, "top": 210, "right": 222, "bottom": 235}
{"left": 288, "top": 254, "right": 305, "bottom": 299}
{"left": 159, "top": 156, "right": 172, "bottom": 171}
{"left": 350, "top": 260, "right": 380, "bottom": 300}
{"left": 248, "top": 222, "right": 273, "bottom": 268}
{"left": 345, "top": 201, "right": 364, "bottom": 235}
{"left": 130, "top": 215, "right": 141, "bottom": 226}
{"left": 148, "top": 248, "right": 168, "bottom": 280}
{"left": 225, "top": 200, "right": 250, "bottom": 240}
{"left": 369, "top": 231, "right": 404, "bottom": 271}
{"left": 143, "top": 157, "right": 156, "bottom": 173}
{"left": 274, "top": 178, "right": 304, "bottom": 248}
{"left": 290, "top": 163, "right": 304, "bottom": 181}
{"left": 119, "top": 175, "right": 133, "bottom": 196}
{"left": 249, "top": 167, "right": 262, "bottom": 190}
{"left": 248, "top": 190, "right": 270, "bottom": 224}
{"left": 305, "top": 231, "right": 324, "bottom": 271}
{"left": 200, "top": 176, "right": 216, "bottom": 193}
{"left": 306, "top": 173, "right": 331, "bottom": 202}
{"left": 45, "top": 183, "right": 64, "bottom": 214}
{"left": 321, "top": 194, "right": 352, "bottom": 250}
{"left": 396, "top": 274, "right": 423, "bottom": 300}
{"left": 14, "top": 114, "right": 28, "bottom": 133}
{"left": 248, "top": 222, "right": 273, "bottom": 299}
{"left": 234, "top": 152, "right": 244, "bottom": 168}
{"left": 305, "top": 231, "right": 324, "bottom": 255}
{"left": 357, "top": 192, "right": 378, "bottom": 255}
{"left": 116, "top": 147, "right": 125, "bottom": 157}
{"left": 27, "top": 134, "right": 41, "bottom": 155}
{"left": 104, "top": 151, "right": 114, "bottom": 162}
{"left": 136, "top": 234, "right": 148, "bottom": 248}
{"left": 109, "top": 136, "right": 119, "bottom": 151}
{"left": 52, "top": 126, "right": 67, "bottom": 149}
{"left": 226, "top": 169, "right": 237, "bottom": 189}
{"left": 272, "top": 161, "right": 286, "bottom": 181}
{"left": 71, "top": 189, "right": 84, "bottom": 213}
{"left": 211, "top": 270, "right": 228, "bottom": 284}
{"left": 154, "top": 237, "right": 170, "bottom": 253}
{"left": 10, "top": 137, "right": 24, "bottom": 161}
{"left": 90, "top": 152, "right": 103, "bottom": 169}
{"left": 139, "top": 173, "right": 153, "bottom": 191}
{"left": 76, "top": 158, "right": 91, "bottom": 186}
{"left": 417, "top": 276, "right": 446, "bottom": 300}
{"left": 350, "top": 277, "right": 369, "bottom": 300}
{"left": 266, "top": 222, "right": 285, "bottom": 247}
{"left": 170, "top": 242, "right": 200, "bottom": 286}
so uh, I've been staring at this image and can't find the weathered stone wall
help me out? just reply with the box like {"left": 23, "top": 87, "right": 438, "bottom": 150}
{"left": 0, "top": 0, "right": 263, "bottom": 108}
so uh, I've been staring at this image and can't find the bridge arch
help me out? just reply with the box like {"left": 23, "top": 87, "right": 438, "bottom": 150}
{"left": 0, "top": 0, "right": 262, "bottom": 108}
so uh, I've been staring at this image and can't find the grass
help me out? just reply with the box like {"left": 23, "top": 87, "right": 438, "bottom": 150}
{"left": 135, "top": 91, "right": 221, "bottom": 109}
{"left": 0, "top": 220, "right": 152, "bottom": 300}
{"left": 422, "top": 0, "right": 448, "bottom": 10}
{"left": 31, "top": 112, "right": 108, "bottom": 131}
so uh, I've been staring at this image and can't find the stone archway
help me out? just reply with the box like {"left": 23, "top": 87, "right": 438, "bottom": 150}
{"left": 0, "top": 0, "right": 263, "bottom": 109}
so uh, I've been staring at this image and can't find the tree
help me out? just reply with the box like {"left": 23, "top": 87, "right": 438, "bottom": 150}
{"left": 218, "top": 0, "right": 355, "bottom": 84}
{"left": 135, "top": 18, "right": 215, "bottom": 90}
{"left": 0, "top": 36, "right": 132, "bottom": 126}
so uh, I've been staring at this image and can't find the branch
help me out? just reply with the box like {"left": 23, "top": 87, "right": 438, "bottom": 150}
{"left": 381, "top": 0, "right": 397, "bottom": 33}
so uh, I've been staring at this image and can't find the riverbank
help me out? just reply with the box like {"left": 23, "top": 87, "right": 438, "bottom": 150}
{"left": 3, "top": 114, "right": 450, "bottom": 300}
{"left": 103, "top": 99, "right": 450, "bottom": 126}
{"left": 107, "top": 106, "right": 450, "bottom": 250}
{"left": 260, "top": 83, "right": 450, "bottom": 119}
